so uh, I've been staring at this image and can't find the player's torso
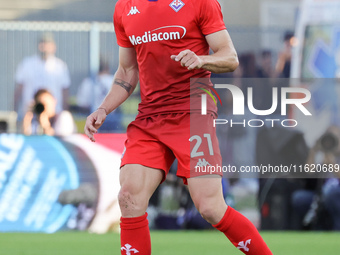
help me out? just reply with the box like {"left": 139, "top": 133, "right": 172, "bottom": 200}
{"left": 117, "top": 0, "right": 209, "bottom": 77}
{"left": 119, "top": 0, "right": 204, "bottom": 47}
{"left": 115, "top": 0, "right": 213, "bottom": 117}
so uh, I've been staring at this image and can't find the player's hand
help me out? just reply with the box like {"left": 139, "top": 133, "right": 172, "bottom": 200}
{"left": 84, "top": 108, "right": 107, "bottom": 142}
{"left": 171, "top": 49, "right": 204, "bottom": 70}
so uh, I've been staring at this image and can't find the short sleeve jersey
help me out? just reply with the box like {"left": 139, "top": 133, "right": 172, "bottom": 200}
{"left": 114, "top": 0, "right": 226, "bottom": 118}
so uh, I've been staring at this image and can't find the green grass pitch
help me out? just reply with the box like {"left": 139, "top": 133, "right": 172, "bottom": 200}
{"left": 0, "top": 231, "right": 339, "bottom": 254}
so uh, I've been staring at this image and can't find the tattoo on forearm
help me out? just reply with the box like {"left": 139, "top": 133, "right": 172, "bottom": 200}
{"left": 114, "top": 79, "right": 133, "bottom": 93}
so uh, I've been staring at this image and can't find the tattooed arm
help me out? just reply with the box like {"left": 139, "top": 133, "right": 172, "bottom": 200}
{"left": 85, "top": 47, "right": 138, "bottom": 141}
{"left": 113, "top": 78, "right": 134, "bottom": 94}
{"left": 99, "top": 47, "right": 139, "bottom": 113}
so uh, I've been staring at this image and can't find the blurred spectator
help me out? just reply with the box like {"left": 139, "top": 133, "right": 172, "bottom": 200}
{"left": 275, "top": 31, "right": 295, "bottom": 78}
{"left": 292, "top": 127, "right": 340, "bottom": 230}
{"left": 292, "top": 179, "right": 340, "bottom": 231}
{"left": 77, "top": 58, "right": 113, "bottom": 112}
{"left": 227, "top": 52, "right": 257, "bottom": 113}
{"left": 254, "top": 50, "right": 277, "bottom": 115}
{"left": 227, "top": 54, "right": 258, "bottom": 177}
{"left": 323, "top": 178, "right": 340, "bottom": 230}
{"left": 15, "top": 33, "right": 70, "bottom": 119}
{"left": 77, "top": 58, "right": 122, "bottom": 132}
{"left": 257, "top": 50, "right": 274, "bottom": 78}
{"left": 238, "top": 52, "right": 257, "bottom": 78}
{"left": 22, "top": 89, "right": 76, "bottom": 136}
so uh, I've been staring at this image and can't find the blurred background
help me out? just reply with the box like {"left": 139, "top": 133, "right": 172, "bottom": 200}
{"left": 0, "top": 0, "right": 340, "bottom": 243}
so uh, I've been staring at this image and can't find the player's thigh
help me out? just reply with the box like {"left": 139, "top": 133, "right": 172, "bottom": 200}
{"left": 187, "top": 176, "right": 227, "bottom": 223}
{"left": 119, "top": 164, "right": 164, "bottom": 203}
{"left": 189, "top": 113, "right": 222, "bottom": 179}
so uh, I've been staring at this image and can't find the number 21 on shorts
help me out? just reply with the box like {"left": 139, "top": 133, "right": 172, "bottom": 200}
{"left": 189, "top": 133, "right": 214, "bottom": 158}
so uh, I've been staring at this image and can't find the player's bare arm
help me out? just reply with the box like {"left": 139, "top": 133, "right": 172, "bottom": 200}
{"left": 114, "top": 78, "right": 134, "bottom": 94}
{"left": 84, "top": 47, "right": 139, "bottom": 142}
{"left": 170, "top": 30, "right": 238, "bottom": 73}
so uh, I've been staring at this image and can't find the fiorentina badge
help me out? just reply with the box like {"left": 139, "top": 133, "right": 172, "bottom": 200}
{"left": 169, "top": 0, "right": 185, "bottom": 12}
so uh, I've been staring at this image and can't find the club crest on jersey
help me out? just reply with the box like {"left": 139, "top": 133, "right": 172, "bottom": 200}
{"left": 169, "top": 0, "right": 185, "bottom": 12}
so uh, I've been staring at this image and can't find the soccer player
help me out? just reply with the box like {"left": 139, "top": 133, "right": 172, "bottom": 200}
{"left": 85, "top": 0, "right": 273, "bottom": 254}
